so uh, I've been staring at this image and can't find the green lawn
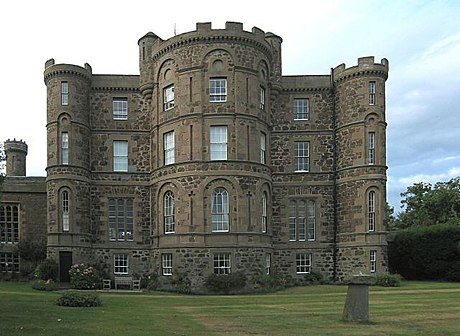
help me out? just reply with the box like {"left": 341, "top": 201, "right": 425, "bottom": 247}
{"left": 0, "top": 281, "right": 459, "bottom": 336}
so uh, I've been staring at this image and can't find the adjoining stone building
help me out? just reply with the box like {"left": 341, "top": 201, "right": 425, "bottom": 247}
{"left": 2, "top": 22, "right": 388, "bottom": 290}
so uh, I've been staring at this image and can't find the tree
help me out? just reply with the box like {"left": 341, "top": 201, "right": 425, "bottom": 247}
{"left": 397, "top": 177, "right": 460, "bottom": 229}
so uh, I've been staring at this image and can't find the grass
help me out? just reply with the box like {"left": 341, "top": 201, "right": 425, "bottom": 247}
{"left": 0, "top": 281, "right": 459, "bottom": 335}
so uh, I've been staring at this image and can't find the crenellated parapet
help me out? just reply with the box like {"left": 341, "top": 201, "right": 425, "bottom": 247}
{"left": 44, "top": 59, "right": 92, "bottom": 85}
{"left": 332, "top": 56, "right": 388, "bottom": 84}
{"left": 4, "top": 139, "right": 28, "bottom": 176}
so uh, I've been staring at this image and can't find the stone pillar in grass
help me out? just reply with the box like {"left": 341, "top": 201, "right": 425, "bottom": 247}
{"left": 342, "top": 273, "right": 373, "bottom": 322}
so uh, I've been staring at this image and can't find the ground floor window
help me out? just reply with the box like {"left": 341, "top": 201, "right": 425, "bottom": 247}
{"left": 162, "top": 253, "right": 173, "bottom": 276}
{"left": 296, "top": 253, "right": 311, "bottom": 274}
{"left": 213, "top": 253, "right": 231, "bottom": 275}
{"left": 0, "top": 252, "right": 19, "bottom": 273}
{"left": 266, "top": 253, "right": 271, "bottom": 275}
{"left": 370, "top": 250, "right": 377, "bottom": 273}
{"left": 114, "top": 254, "right": 128, "bottom": 274}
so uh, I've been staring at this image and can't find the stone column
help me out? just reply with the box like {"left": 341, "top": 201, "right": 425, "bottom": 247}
{"left": 342, "top": 274, "right": 373, "bottom": 322}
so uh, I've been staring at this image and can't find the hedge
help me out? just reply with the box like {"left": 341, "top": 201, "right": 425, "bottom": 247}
{"left": 388, "top": 221, "right": 460, "bottom": 281}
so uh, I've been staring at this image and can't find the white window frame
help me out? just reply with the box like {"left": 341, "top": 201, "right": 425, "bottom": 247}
{"left": 62, "top": 190, "right": 70, "bottom": 232}
{"left": 296, "top": 253, "right": 312, "bottom": 274}
{"left": 163, "top": 85, "right": 175, "bottom": 111}
{"left": 164, "top": 131, "right": 175, "bottom": 165}
{"left": 61, "top": 132, "right": 69, "bottom": 165}
{"left": 369, "top": 132, "right": 375, "bottom": 165}
{"left": 260, "top": 86, "right": 265, "bottom": 110}
{"left": 113, "top": 98, "right": 128, "bottom": 120}
{"left": 114, "top": 254, "right": 129, "bottom": 275}
{"left": 370, "top": 250, "right": 377, "bottom": 273}
{"left": 213, "top": 253, "right": 231, "bottom": 275}
{"left": 0, "top": 252, "right": 20, "bottom": 273}
{"left": 262, "top": 192, "right": 268, "bottom": 233}
{"left": 294, "top": 98, "right": 309, "bottom": 120}
{"left": 210, "top": 126, "right": 227, "bottom": 160}
{"left": 212, "top": 187, "right": 229, "bottom": 232}
{"left": 162, "top": 253, "right": 173, "bottom": 276}
{"left": 61, "top": 81, "right": 68, "bottom": 106}
{"left": 209, "top": 78, "right": 227, "bottom": 102}
{"left": 113, "top": 140, "right": 128, "bottom": 172}
{"left": 368, "top": 191, "right": 376, "bottom": 232}
{"left": 260, "top": 132, "right": 266, "bottom": 164}
{"left": 369, "top": 81, "right": 376, "bottom": 105}
{"left": 265, "top": 253, "right": 271, "bottom": 275}
{"left": 164, "top": 191, "right": 175, "bottom": 234}
{"left": 295, "top": 141, "right": 310, "bottom": 172}
{"left": 108, "top": 198, "right": 134, "bottom": 241}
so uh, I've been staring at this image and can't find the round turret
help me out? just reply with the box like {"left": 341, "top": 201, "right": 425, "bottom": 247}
{"left": 4, "top": 139, "right": 28, "bottom": 176}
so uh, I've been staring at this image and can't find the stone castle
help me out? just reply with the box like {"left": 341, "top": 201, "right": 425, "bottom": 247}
{"left": 1, "top": 22, "right": 388, "bottom": 291}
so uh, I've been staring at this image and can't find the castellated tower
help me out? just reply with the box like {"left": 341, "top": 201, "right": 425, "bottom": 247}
{"left": 4, "top": 139, "right": 28, "bottom": 176}
{"left": 333, "top": 57, "right": 389, "bottom": 279}
{"left": 42, "top": 22, "right": 388, "bottom": 290}
{"left": 44, "top": 59, "right": 93, "bottom": 272}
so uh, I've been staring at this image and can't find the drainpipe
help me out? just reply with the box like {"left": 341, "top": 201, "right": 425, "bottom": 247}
{"left": 331, "top": 68, "right": 338, "bottom": 282}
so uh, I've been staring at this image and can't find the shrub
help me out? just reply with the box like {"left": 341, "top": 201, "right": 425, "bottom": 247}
{"left": 252, "top": 270, "right": 295, "bottom": 292}
{"left": 35, "top": 259, "right": 59, "bottom": 281}
{"left": 56, "top": 291, "right": 102, "bottom": 307}
{"left": 69, "top": 263, "right": 102, "bottom": 289}
{"left": 375, "top": 273, "right": 402, "bottom": 287}
{"left": 16, "top": 238, "right": 47, "bottom": 262}
{"left": 31, "top": 279, "right": 59, "bottom": 291}
{"left": 171, "top": 272, "right": 192, "bottom": 294}
{"left": 388, "top": 221, "right": 460, "bottom": 281}
{"left": 205, "top": 272, "right": 247, "bottom": 294}
{"left": 303, "top": 272, "right": 324, "bottom": 285}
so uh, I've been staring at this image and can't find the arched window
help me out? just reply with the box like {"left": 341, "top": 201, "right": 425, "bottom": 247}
{"left": 164, "top": 191, "right": 175, "bottom": 234}
{"left": 262, "top": 192, "right": 268, "bottom": 233}
{"left": 368, "top": 191, "right": 376, "bottom": 231}
{"left": 62, "top": 190, "right": 70, "bottom": 232}
{"left": 212, "top": 187, "right": 229, "bottom": 232}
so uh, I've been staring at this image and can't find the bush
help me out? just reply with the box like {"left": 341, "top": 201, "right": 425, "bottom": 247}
{"left": 56, "top": 291, "right": 102, "bottom": 307}
{"left": 375, "top": 273, "right": 402, "bottom": 287}
{"left": 252, "top": 270, "right": 295, "bottom": 292}
{"left": 16, "top": 238, "right": 47, "bottom": 262}
{"left": 35, "top": 259, "right": 59, "bottom": 281}
{"left": 69, "top": 263, "right": 102, "bottom": 289}
{"left": 31, "top": 279, "right": 59, "bottom": 291}
{"left": 205, "top": 272, "right": 247, "bottom": 294}
{"left": 303, "top": 272, "right": 324, "bottom": 285}
{"left": 171, "top": 272, "right": 192, "bottom": 294}
{"left": 388, "top": 221, "right": 460, "bottom": 281}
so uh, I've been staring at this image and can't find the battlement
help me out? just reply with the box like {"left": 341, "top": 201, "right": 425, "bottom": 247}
{"left": 141, "top": 21, "right": 280, "bottom": 63}
{"left": 44, "top": 60, "right": 92, "bottom": 84}
{"left": 4, "top": 139, "right": 28, "bottom": 154}
{"left": 333, "top": 56, "right": 389, "bottom": 83}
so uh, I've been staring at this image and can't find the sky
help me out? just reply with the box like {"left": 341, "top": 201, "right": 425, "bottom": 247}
{"left": 1, "top": 0, "right": 459, "bottom": 211}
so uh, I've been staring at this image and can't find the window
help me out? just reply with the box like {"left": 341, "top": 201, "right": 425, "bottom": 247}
{"left": 368, "top": 132, "right": 375, "bottom": 165}
{"left": 212, "top": 188, "right": 229, "bottom": 232}
{"left": 114, "top": 254, "right": 128, "bottom": 275}
{"left": 163, "top": 85, "right": 175, "bottom": 110}
{"left": 260, "top": 132, "right": 266, "bottom": 164}
{"left": 162, "top": 253, "right": 173, "bottom": 276}
{"left": 262, "top": 192, "right": 268, "bottom": 233}
{"left": 61, "top": 81, "right": 68, "bottom": 106}
{"left": 61, "top": 132, "right": 69, "bottom": 165}
{"left": 108, "top": 198, "right": 134, "bottom": 241}
{"left": 259, "top": 86, "right": 265, "bottom": 110}
{"left": 164, "top": 191, "right": 175, "bottom": 234}
{"left": 294, "top": 98, "right": 309, "bottom": 120}
{"left": 163, "top": 131, "right": 175, "bottom": 165}
{"left": 265, "top": 253, "right": 271, "bottom": 275}
{"left": 210, "top": 78, "right": 227, "bottom": 102}
{"left": 295, "top": 142, "right": 309, "bottom": 172}
{"left": 370, "top": 250, "right": 377, "bottom": 273}
{"left": 213, "top": 253, "right": 231, "bottom": 274}
{"left": 113, "top": 141, "right": 128, "bottom": 172}
{"left": 0, "top": 252, "right": 19, "bottom": 273}
{"left": 369, "top": 81, "right": 376, "bottom": 105}
{"left": 113, "top": 98, "right": 128, "bottom": 120}
{"left": 289, "top": 200, "right": 316, "bottom": 241}
{"left": 0, "top": 204, "right": 19, "bottom": 243}
{"left": 368, "top": 191, "right": 376, "bottom": 232}
{"left": 210, "top": 126, "right": 227, "bottom": 160}
{"left": 296, "top": 253, "right": 312, "bottom": 274}
{"left": 62, "top": 190, "right": 70, "bottom": 232}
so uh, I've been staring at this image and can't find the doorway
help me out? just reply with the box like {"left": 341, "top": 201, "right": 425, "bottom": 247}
{"left": 59, "top": 251, "right": 73, "bottom": 283}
